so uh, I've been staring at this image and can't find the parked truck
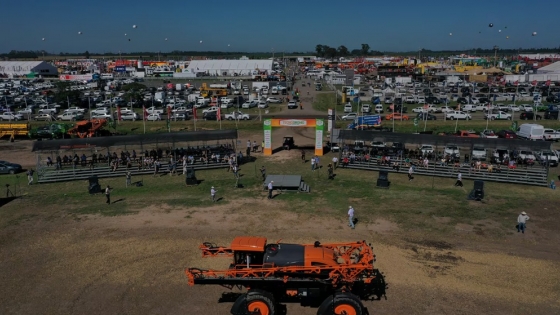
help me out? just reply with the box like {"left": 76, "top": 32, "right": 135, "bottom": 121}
{"left": 224, "top": 111, "right": 250, "bottom": 120}
{"left": 185, "top": 237, "right": 386, "bottom": 315}
{"left": 347, "top": 115, "right": 382, "bottom": 129}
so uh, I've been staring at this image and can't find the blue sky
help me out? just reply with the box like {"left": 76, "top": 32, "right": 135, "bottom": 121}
{"left": 2, "top": 0, "right": 558, "bottom": 54}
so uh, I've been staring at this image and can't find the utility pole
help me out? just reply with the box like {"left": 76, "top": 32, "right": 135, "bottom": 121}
{"left": 493, "top": 46, "right": 499, "bottom": 67}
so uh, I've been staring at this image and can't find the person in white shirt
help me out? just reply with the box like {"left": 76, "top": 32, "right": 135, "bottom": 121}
{"left": 332, "top": 156, "right": 338, "bottom": 169}
{"left": 348, "top": 206, "right": 355, "bottom": 229}
{"left": 408, "top": 166, "right": 414, "bottom": 181}
{"left": 267, "top": 181, "right": 274, "bottom": 199}
{"left": 311, "top": 157, "right": 316, "bottom": 171}
{"left": 517, "top": 211, "right": 530, "bottom": 233}
{"left": 454, "top": 172, "right": 463, "bottom": 187}
{"left": 211, "top": 186, "right": 217, "bottom": 202}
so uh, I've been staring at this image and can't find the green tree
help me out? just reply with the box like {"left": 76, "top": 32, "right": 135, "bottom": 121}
{"left": 361, "top": 44, "right": 370, "bottom": 56}
{"left": 337, "top": 45, "right": 349, "bottom": 57}
{"left": 84, "top": 50, "right": 90, "bottom": 59}
{"left": 325, "top": 47, "right": 337, "bottom": 59}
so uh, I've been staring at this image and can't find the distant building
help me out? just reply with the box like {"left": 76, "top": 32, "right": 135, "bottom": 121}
{"left": 183, "top": 59, "right": 273, "bottom": 77}
{"left": 0, "top": 61, "right": 58, "bottom": 78}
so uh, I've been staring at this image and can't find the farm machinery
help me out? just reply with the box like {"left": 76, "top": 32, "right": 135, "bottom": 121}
{"left": 185, "top": 237, "right": 386, "bottom": 315}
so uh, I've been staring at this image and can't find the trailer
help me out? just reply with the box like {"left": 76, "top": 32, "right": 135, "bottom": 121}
{"left": 186, "top": 237, "right": 386, "bottom": 315}
{"left": 0, "top": 123, "right": 29, "bottom": 141}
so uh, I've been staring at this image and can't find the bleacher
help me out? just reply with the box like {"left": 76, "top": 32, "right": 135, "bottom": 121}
{"left": 343, "top": 157, "right": 549, "bottom": 187}
{"left": 37, "top": 159, "right": 230, "bottom": 184}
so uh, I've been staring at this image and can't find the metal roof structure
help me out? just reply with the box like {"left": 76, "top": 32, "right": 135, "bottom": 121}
{"left": 0, "top": 61, "right": 58, "bottom": 76}
{"left": 185, "top": 59, "right": 273, "bottom": 76}
{"left": 338, "top": 130, "right": 552, "bottom": 151}
{"left": 32, "top": 129, "right": 238, "bottom": 152}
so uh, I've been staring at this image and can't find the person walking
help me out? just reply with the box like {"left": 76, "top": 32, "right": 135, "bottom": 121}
{"left": 327, "top": 163, "right": 334, "bottom": 180}
{"left": 332, "top": 156, "right": 338, "bottom": 169}
{"left": 267, "top": 181, "right": 274, "bottom": 199}
{"left": 454, "top": 172, "right": 463, "bottom": 187}
{"left": 125, "top": 171, "right": 132, "bottom": 187}
{"left": 260, "top": 166, "right": 266, "bottom": 182}
{"left": 27, "top": 169, "right": 34, "bottom": 185}
{"left": 105, "top": 185, "right": 111, "bottom": 205}
{"left": 232, "top": 164, "right": 239, "bottom": 179}
{"left": 348, "top": 206, "right": 355, "bottom": 229}
{"left": 517, "top": 211, "right": 530, "bottom": 233}
{"left": 211, "top": 186, "right": 217, "bottom": 202}
{"left": 408, "top": 165, "right": 414, "bottom": 181}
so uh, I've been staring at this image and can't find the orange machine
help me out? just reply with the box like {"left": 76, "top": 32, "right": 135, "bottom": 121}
{"left": 67, "top": 119, "right": 107, "bottom": 138}
{"left": 186, "top": 236, "right": 386, "bottom": 315}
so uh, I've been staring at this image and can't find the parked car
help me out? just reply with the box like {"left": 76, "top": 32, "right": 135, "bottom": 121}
{"left": 171, "top": 113, "right": 188, "bottom": 121}
{"left": 120, "top": 112, "right": 139, "bottom": 121}
{"left": 385, "top": 113, "right": 409, "bottom": 120}
{"left": 480, "top": 129, "right": 498, "bottom": 138}
{"left": 203, "top": 111, "right": 219, "bottom": 120}
{"left": 444, "top": 144, "right": 460, "bottom": 156}
{"left": 0, "top": 160, "right": 22, "bottom": 174}
{"left": 342, "top": 112, "right": 358, "bottom": 120}
{"left": 471, "top": 146, "right": 487, "bottom": 161}
{"left": 146, "top": 113, "right": 161, "bottom": 121}
{"left": 371, "top": 141, "right": 387, "bottom": 148}
{"left": 419, "top": 144, "right": 434, "bottom": 155}
{"left": 416, "top": 113, "right": 437, "bottom": 120}
{"left": 34, "top": 113, "right": 54, "bottom": 121}
{"left": 258, "top": 101, "right": 269, "bottom": 109}
{"left": 287, "top": 101, "right": 298, "bottom": 109}
{"left": 484, "top": 110, "right": 512, "bottom": 120}
{"left": 266, "top": 97, "right": 282, "bottom": 103}
{"left": 519, "top": 112, "right": 542, "bottom": 120}
{"left": 543, "top": 128, "right": 560, "bottom": 141}
{"left": 57, "top": 112, "right": 84, "bottom": 121}
{"left": 0, "top": 112, "right": 23, "bottom": 121}
{"left": 496, "top": 129, "right": 517, "bottom": 139}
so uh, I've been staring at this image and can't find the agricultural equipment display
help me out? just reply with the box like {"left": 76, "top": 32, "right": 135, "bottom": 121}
{"left": 67, "top": 118, "right": 108, "bottom": 138}
{"left": 0, "top": 123, "right": 29, "bottom": 141}
{"left": 29, "top": 123, "right": 70, "bottom": 139}
{"left": 185, "top": 237, "right": 386, "bottom": 315}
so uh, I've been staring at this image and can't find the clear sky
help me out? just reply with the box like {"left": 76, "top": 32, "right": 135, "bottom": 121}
{"left": 2, "top": 0, "right": 558, "bottom": 54}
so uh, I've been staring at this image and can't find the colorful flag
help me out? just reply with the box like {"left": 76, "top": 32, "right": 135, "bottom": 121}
{"left": 217, "top": 107, "right": 221, "bottom": 121}
{"left": 546, "top": 80, "right": 551, "bottom": 86}
{"left": 143, "top": 105, "right": 148, "bottom": 120}
{"left": 514, "top": 80, "right": 519, "bottom": 86}
{"left": 192, "top": 107, "right": 197, "bottom": 120}
{"left": 116, "top": 106, "right": 121, "bottom": 121}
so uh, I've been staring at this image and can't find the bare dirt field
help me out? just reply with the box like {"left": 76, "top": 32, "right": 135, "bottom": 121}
{"left": 1, "top": 139, "right": 560, "bottom": 315}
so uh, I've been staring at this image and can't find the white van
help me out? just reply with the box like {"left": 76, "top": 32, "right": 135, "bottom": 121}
{"left": 374, "top": 104, "right": 384, "bottom": 113}
{"left": 462, "top": 104, "right": 477, "bottom": 112}
{"left": 361, "top": 104, "right": 372, "bottom": 113}
{"left": 517, "top": 123, "right": 544, "bottom": 141}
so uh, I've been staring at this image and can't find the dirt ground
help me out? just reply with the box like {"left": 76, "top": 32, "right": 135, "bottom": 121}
{"left": 1, "top": 132, "right": 560, "bottom": 314}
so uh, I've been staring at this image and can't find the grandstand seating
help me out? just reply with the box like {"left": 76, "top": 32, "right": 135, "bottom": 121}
{"left": 343, "top": 157, "right": 549, "bottom": 187}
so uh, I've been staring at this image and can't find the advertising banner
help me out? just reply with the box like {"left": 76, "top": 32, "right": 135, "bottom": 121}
{"left": 327, "top": 109, "right": 334, "bottom": 132}
{"left": 59, "top": 74, "right": 93, "bottom": 81}
{"left": 315, "top": 119, "right": 324, "bottom": 156}
{"left": 263, "top": 119, "right": 272, "bottom": 155}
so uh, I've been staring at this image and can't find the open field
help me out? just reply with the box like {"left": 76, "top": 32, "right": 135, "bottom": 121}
{"left": 1, "top": 135, "right": 560, "bottom": 315}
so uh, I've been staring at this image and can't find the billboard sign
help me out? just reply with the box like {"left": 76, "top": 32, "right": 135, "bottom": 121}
{"left": 114, "top": 66, "right": 126, "bottom": 72}
{"left": 59, "top": 74, "right": 93, "bottom": 81}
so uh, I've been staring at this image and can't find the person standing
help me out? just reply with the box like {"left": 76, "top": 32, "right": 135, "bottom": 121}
{"left": 211, "top": 186, "right": 217, "bottom": 202}
{"left": 454, "top": 172, "right": 463, "bottom": 187}
{"left": 125, "top": 171, "right": 132, "bottom": 187}
{"left": 253, "top": 141, "right": 258, "bottom": 153}
{"left": 311, "top": 156, "right": 316, "bottom": 171}
{"left": 27, "top": 169, "right": 34, "bottom": 185}
{"left": 267, "top": 181, "right": 274, "bottom": 199}
{"left": 246, "top": 140, "right": 251, "bottom": 157}
{"left": 261, "top": 140, "right": 265, "bottom": 153}
{"left": 517, "top": 211, "right": 530, "bottom": 233}
{"left": 348, "top": 206, "right": 355, "bottom": 229}
{"left": 232, "top": 164, "right": 239, "bottom": 179}
{"left": 301, "top": 150, "right": 306, "bottom": 163}
{"left": 327, "top": 163, "right": 334, "bottom": 180}
{"left": 332, "top": 156, "right": 338, "bottom": 169}
{"left": 260, "top": 166, "right": 266, "bottom": 182}
{"left": 105, "top": 185, "right": 111, "bottom": 205}
{"left": 408, "top": 165, "right": 414, "bottom": 181}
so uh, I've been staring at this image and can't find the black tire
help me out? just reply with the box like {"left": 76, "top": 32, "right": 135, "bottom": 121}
{"left": 491, "top": 117, "right": 495, "bottom": 120}
{"left": 317, "top": 293, "right": 364, "bottom": 315}
{"left": 231, "top": 290, "right": 276, "bottom": 315}
{"left": 9, "top": 169, "right": 15, "bottom": 175}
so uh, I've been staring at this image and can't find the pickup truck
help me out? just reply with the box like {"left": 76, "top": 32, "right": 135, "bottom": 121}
{"left": 57, "top": 112, "right": 84, "bottom": 121}
{"left": 146, "top": 106, "right": 164, "bottom": 115}
{"left": 484, "top": 111, "right": 512, "bottom": 120}
{"left": 456, "top": 130, "right": 479, "bottom": 138}
{"left": 543, "top": 128, "right": 560, "bottom": 141}
{"left": 225, "top": 111, "right": 250, "bottom": 120}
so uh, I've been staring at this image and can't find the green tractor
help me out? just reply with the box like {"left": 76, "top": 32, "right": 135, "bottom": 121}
{"left": 29, "top": 123, "right": 71, "bottom": 140}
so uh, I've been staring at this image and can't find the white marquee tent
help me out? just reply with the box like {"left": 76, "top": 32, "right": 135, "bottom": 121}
{"left": 0, "top": 61, "right": 58, "bottom": 77}
{"left": 185, "top": 59, "right": 273, "bottom": 76}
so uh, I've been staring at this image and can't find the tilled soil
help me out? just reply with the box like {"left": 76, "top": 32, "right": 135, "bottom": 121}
{"left": 0, "top": 198, "right": 559, "bottom": 315}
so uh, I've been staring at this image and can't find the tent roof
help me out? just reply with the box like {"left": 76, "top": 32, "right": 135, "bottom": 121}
{"left": 32, "top": 129, "right": 238, "bottom": 152}
{"left": 186, "top": 59, "right": 273, "bottom": 71}
{"left": 538, "top": 61, "right": 560, "bottom": 73}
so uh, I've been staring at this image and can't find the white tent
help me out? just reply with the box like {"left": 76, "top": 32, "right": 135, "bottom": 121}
{"left": 0, "top": 61, "right": 58, "bottom": 77}
{"left": 185, "top": 59, "right": 273, "bottom": 76}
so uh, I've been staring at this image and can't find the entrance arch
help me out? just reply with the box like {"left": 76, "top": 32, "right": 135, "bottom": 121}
{"left": 263, "top": 119, "right": 324, "bottom": 156}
